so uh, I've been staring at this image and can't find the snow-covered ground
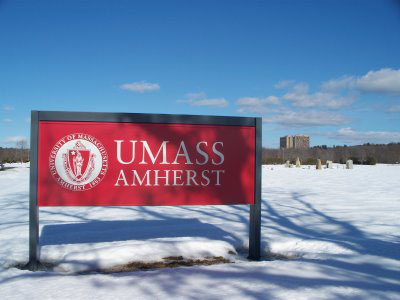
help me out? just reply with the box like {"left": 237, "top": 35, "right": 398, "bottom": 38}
{"left": 0, "top": 163, "right": 399, "bottom": 299}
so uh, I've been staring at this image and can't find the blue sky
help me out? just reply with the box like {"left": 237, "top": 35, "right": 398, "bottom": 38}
{"left": 1, "top": 0, "right": 399, "bottom": 148}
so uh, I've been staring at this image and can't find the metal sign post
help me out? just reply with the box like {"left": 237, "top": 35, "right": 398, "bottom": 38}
{"left": 248, "top": 117, "right": 262, "bottom": 260}
{"left": 28, "top": 111, "right": 40, "bottom": 270}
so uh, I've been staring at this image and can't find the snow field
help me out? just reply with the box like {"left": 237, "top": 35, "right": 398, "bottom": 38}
{"left": 0, "top": 163, "right": 399, "bottom": 299}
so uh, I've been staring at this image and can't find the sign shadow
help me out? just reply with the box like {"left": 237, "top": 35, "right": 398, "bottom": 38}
{"left": 40, "top": 218, "right": 241, "bottom": 246}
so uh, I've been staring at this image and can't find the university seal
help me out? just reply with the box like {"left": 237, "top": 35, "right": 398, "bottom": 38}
{"left": 49, "top": 133, "right": 108, "bottom": 191}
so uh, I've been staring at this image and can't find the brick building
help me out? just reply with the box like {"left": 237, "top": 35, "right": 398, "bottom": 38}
{"left": 280, "top": 135, "right": 310, "bottom": 149}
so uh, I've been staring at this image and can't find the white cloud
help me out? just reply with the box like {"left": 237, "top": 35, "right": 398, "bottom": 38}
{"left": 386, "top": 105, "right": 400, "bottom": 113}
{"left": 332, "top": 127, "right": 400, "bottom": 143}
{"left": 274, "top": 80, "right": 295, "bottom": 89}
{"left": 237, "top": 96, "right": 280, "bottom": 106}
{"left": 5, "top": 136, "right": 27, "bottom": 143}
{"left": 237, "top": 106, "right": 279, "bottom": 114}
{"left": 236, "top": 96, "right": 281, "bottom": 114}
{"left": 322, "top": 68, "right": 400, "bottom": 95}
{"left": 2, "top": 104, "right": 14, "bottom": 111}
{"left": 283, "top": 83, "right": 354, "bottom": 109}
{"left": 321, "top": 76, "right": 355, "bottom": 91}
{"left": 263, "top": 111, "right": 349, "bottom": 127}
{"left": 272, "top": 68, "right": 400, "bottom": 113}
{"left": 119, "top": 81, "right": 160, "bottom": 93}
{"left": 184, "top": 92, "right": 206, "bottom": 100}
{"left": 191, "top": 98, "right": 228, "bottom": 107}
{"left": 179, "top": 92, "right": 228, "bottom": 108}
{"left": 3, "top": 118, "right": 12, "bottom": 123}
{"left": 356, "top": 68, "right": 400, "bottom": 94}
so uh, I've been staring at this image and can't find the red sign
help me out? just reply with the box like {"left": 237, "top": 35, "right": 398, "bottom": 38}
{"left": 38, "top": 121, "right": 255, "bottom": 206}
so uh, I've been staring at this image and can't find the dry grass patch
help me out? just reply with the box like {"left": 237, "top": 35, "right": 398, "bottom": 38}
{"left": 95, "top": 256, "right": 231, "bottom": 274}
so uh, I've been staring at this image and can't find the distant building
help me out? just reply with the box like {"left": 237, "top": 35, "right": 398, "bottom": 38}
{"left": 280, "top": 136, "right": 293, "bottom": 149}
{"left": 280, "top": 135, "right": 310, "bottom": 149}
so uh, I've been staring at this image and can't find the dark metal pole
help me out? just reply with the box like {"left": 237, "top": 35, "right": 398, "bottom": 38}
{"left": 248, "top": 118, "right": 262, "bottom": 260}
{"left": 28, "top": 111, "right": 40, "bottom": 271}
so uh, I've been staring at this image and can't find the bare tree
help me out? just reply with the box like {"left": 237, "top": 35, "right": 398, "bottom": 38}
{"left": 16, "top": 139, "right": 28, "bottom": 163}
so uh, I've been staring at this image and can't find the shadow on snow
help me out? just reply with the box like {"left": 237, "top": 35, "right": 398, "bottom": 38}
{"left": 40, "top": 218, "right": 241, "bottom": 246}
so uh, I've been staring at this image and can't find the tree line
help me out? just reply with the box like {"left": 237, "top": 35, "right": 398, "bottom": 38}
{"left": 0, "top": 147, "right": 29, "bottom": 163}
{"left": 262, "top": 143, "right": 400, "bottom": 165}
{"left": 2, "top": 142, "right": 400, "bottom": 165}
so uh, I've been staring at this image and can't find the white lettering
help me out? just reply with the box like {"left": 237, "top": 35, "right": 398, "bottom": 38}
{"left": 115, "top": 140, "right": 137, "bottom": 164}
{"left": 212, "top": 142, "right": 224, "bottom": 165}
{"left": 186, "top": 170, "right": 199, "bottom": 186}
{"left": 211, "top": 170, "right": 225, "bottom": 186}
{"left": 172, "top": 141, "right": 193, "bottom": 165}
{"left": 201, "top": 170, "right": 210, "bottom": 186}
{"left": 196, "top": 141, "right": 209, "bottom": 165}
{"left": 173, "top": 170, "right": 184, "bottom": 186}
{"left": 154, "top": 170, "right": 170, "bottom": 186}
{"left": 115, "top": 170, "right": 129, "bottom": 186}
{"left": 132, "top": 170, "right": 151, "bottom": 186}
{"left": 140, "top": 141, "right": 169, "bottom": 164}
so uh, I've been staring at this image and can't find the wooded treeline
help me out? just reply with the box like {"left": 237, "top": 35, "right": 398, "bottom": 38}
{"left": 0, "top": 147, "right": 29, "bottom": 163}
{"left": 262, "top": 143, "right": 400, "bottom": 164}
{"left": 2, "top": 143, "right": 400, "bottom": 164}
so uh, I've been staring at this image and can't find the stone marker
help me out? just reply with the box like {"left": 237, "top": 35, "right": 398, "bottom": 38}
{"left": 326, "top": 160, "right": 333, "bottom": 169}
{"left": 346, "top": 159, "right": 353, "bottom": 169}
{"left": 295, "top": 157, "right": 301, "bottom": 168}
{"left": 285, "top": 160, "right": 290, "bottom": 168}
{"left": 316, "top": 159, "right": 322, "bottom": 170}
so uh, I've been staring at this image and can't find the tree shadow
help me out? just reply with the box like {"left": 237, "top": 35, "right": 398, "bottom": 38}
{"left": 263, "top": 192, "right": 400, "bottom": 260}
{"left": 1, "top": 190, "right": 399, "bottom": 298}
{"left": 0, "top": 166, "right": 17, "bottom": 171}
